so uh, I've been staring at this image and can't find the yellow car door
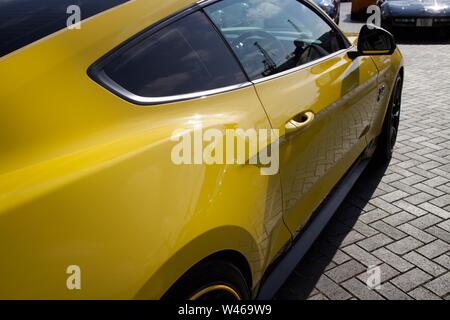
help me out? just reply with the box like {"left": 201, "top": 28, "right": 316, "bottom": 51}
{"left": 205, "top": 0, "right": 379, "bottom": 235}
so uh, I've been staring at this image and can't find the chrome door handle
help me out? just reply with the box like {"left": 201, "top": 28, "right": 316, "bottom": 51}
{"left": 285, "top": 111, "right": 315, "bottom": 135}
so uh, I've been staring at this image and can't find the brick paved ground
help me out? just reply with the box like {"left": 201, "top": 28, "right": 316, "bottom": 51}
{"left": 276, "top": 3, "right": 450, "bottom": 300}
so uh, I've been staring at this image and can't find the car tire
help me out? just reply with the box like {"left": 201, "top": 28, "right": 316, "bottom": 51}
{"left": 373, "top": 74, "right": 403, "bottom": 165}
{"left": 162, "top": 259, "right": 251, "bottom": 300}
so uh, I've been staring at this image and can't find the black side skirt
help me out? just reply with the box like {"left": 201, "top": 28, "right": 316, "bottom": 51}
{"left": 256, "top": 157, "right": 371, "bottom": 299}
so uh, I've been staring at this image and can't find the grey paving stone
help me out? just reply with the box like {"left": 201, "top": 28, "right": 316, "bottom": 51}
{"left": 370, "top": 220, "right": 407, "bottom": 240}
{"left": 383, "top": 211, "right": 416, "bottom": 227}
{"left": 325, "top": 260, "right": 366, "bottom": 284}
{"left": 416, "top": 240, "right": 450, "bottom": 259}
{"left": 341, "top": 278, "right": 384, "bottom": 300}
{"left": 309, "top": 288, "right": 320, "bottom": 297}
{"left": 357, "top": 234, "right": 394, "bottom": 252}
{"left": 409, "top": 214, "right": 443, "bottom": 230}
{"left": 357, "top": 263, "right": 400, "bottom": 285}
{"left": 403, "top": 193, "right": 435, "bottom": 206}
{"left": 437, "top": 184, "right": 450, "bottom": 195}
{"left": 438, "top": 220, "right": 450, "bottom": 232}
{"left": 346, "top": 195, "right": 375, "bottom": 212}
{"left": 430, "top": 195, "right": 450, "bottom": 209}
{"left": 361, "top": 203, "right": 376, "bottom": 213}
{"left": 329, "top": 230, "right": 365, "bottom": 247}
{"left": 390, "top": 181, "right": 421, "bottom": 196}
{"left": 325, "top": 261, "right": 337, "bottom": 271}
{"left": 372, "top": 248, "right": 414, "bottom": 272}
{"left": 419, "top": 202, "right": 450, "bottom": 219}
{"left": 342, "top": 244, "right": 381, "bottom": 267}
{"left": 392, "top": 200, "right": 428, "bottom": 217}
{"left": 434, "top": 255, "right": 450, "bottom": 269}
{"left": 307, "top": 293, "right": 329, "bottom": 300}
{"left": 315, "top": 275, "right": 351, "bottom": 300}
{"left": 386, "top": 236, "right": 424, "bottom": 255}
{"left": 417, "top": 161, "right": 442, "bottom": 171}
{"left": 352, "top": 221, "right": 379, "bottom": 237}
{"left": 425, "top": 226, "right": 450, "bottom": 243}
{"left": 377, "top": 182, "right": 398, "bottom": 194}
{"left": 397, "top": 223, "right": 436, "bottom": 243}
{"left": 396, "top": 159, "right": 418, "bottom": 169}
{"left": 439, "top": 164, "right": 450, "bottom": 173}
{"left": 382, "top": 173, "right": 405, "bottom": 184}
{"left": 409, "top": 167, "right": 438, "bottom": 180}
{"left": 377, "top": 282, "right": 413, "bottom": 300}
{"left": 423, "top": 176, "right": 448, "bottom": 188}
{"left": 360, "top": 209, "right": 390, "bottom": 224}
{"left": 372, "top": 187, "right": 388, "bottom": 198}
{"left": 370, "top": 198, "right": 402, "bottom": 214}
{"left": 424, "top": 272, "right": 450, "bottom": 297}
{"left": 413, "top": 183, "right": 445, "bottom": 197}
{"left": 389, "top": 165, "right": 414, "bottom": 178}
{"left": 403, "top": 251, "right": 446, "bottom": 277}
{"left": 391, "top": 268, "right": 433, "bottom": 292}
{"left": 331, "top": 250, "right": 352, "bottom": 265}
{"left": 408, "top": 287, "right": 442, "bottom": 300}
{"left": 380, "top": 190, "right": 409, "bottom": 203}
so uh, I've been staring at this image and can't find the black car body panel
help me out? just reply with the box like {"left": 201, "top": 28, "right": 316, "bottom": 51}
{"left": 380, "top": 0, "right": 450, "bottom": 28}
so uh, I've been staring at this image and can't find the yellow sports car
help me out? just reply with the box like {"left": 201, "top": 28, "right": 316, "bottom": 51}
{"left": 0, "top": 0, "right": 403, "bottom": 299}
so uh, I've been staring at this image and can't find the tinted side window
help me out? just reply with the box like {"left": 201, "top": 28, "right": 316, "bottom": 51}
{"left": 204, "top": 0, "right": 348, "bottom": 80}
{"left": 103, "top": 11, "right": 247, "bottom": 98}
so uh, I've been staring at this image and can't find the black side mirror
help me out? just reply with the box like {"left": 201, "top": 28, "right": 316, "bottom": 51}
{"left": 348, "top": 24, "right": 396, "bottom": 59}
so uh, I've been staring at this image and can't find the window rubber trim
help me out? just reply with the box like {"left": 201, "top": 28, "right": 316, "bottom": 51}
{"left": 87, "top": 2, "right": 252, "bottom": 106}
{"left": 88, "top": 0, "right": 353, "bottom": 106}
{"left": 94, "top": 69, "right": 253, "bottom": 105}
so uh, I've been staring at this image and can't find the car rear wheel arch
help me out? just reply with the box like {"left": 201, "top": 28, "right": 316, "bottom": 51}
{"left": 161, "top": 250, "right": 253, "bottom": 300}
{"left": 133, "top": 225, "right": 260, "bottom": 300}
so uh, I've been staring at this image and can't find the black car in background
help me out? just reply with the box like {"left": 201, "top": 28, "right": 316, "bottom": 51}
{"left": 379, "top": 0, "right": 450, "bottom": 31}
{"left": 312, "top": 0, "right": 341, "bottom": 24}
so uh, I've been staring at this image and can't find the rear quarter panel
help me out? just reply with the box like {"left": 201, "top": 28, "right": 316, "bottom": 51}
{"left": 0, "top": 0, "right": 290, "bottom": 299}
